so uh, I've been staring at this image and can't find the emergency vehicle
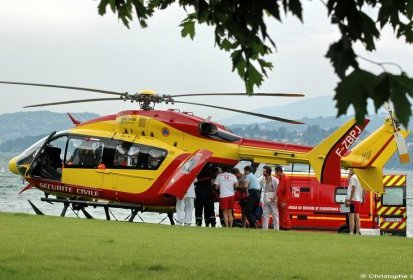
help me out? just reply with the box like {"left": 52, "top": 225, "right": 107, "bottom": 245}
{"left": 233, "top": 163, "right": 407, "bottom": 236}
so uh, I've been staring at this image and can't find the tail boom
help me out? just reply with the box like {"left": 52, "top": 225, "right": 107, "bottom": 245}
{"left": 342, "top": 119, "right": 410, "bottom": 193}
{"left": 308, "top": 119, "right": 369, "bottom": 186}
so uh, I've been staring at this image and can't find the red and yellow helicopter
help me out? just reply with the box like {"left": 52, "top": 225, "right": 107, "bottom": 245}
{"left": 1, "top": 81, "right": 410, "bottom": 222}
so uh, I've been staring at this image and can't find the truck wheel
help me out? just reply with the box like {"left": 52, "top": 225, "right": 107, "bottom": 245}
{"left": 233, "top": 220, "right": 243, "bottom": 228}
{"left": 338, "top": 225, "right": 349, "bottom": 234}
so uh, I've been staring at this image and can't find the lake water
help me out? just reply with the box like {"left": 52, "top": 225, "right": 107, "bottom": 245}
{"left": 1, "top": 152, "right": 412, "bottom": 235}
{"left": 0, "top": 153, "right": 176, "bottom": 224}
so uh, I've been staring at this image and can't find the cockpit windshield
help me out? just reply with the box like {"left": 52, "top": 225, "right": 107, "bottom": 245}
{"left": 16, "top": 135, "right": 49, "bottom": 166}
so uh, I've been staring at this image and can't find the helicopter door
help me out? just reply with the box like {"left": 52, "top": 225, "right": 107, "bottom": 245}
{"left": 158, "top": 149, "right": 212, "bottom": 199}
{"left": 62, "top": 137, "right": 105, "bottom": 190}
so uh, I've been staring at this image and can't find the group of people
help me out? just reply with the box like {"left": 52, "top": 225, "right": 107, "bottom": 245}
{"left": 175, "top": 164, "right": 292, "bottom": 230}
{"left": 176, "top": 164, "right": 365, "bottom": 235}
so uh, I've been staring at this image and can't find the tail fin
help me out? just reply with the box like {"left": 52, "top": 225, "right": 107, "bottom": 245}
{"left": 342, "top": 118, "right": 410, "bottom": 193}
{"left": 308, "top": 118, "right": 369, "bottom": 186}
{"left": 67, "top": 113, "right": 81, "bottom": 126}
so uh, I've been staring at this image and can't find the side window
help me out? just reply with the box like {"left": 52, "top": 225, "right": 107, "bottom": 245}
{"left": 137, "top": 148, "right": 150, "bottom": 169}
{"left": 108, "top": 141, "right": 167, "bottom": 170}
{"left": 114, "top": 145, "right": 129, "bottom": 166}
{"left": 113, "top": 145, "right": 141, "bottom": 167}
{"left": 335, "top": 187, "right": 347, "bottom": 204}
{"left": 48, "top": 135, "right": 68, "bottom": 162}
{"left": 382, "top": 187, "right": 404, "bottom": 206}
{"left": 129, "top": 146, "right": 140, "bottom": 167}
{"left": 66, "top": 138, "right": 82, "bottom": 164}
{"left": 148, "top": 149, "right": 167, "bottom": 169}
{"left": 66, "top": 137, "right": 104, "bottom": 167}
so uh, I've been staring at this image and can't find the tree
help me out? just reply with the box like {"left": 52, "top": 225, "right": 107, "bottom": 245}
{"left": 97, "top": 0, "right": 413, "bottom": 127}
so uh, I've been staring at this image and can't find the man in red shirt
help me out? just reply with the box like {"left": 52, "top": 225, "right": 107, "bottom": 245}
{"left": 275, "top": 166, "right": 291, "bottom": 230}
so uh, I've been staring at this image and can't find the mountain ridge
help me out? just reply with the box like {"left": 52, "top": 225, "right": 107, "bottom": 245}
{"left": 219, "top": 95, "right": 383, "bottom": 125}
{"left": 0, "top": 111, "right": 99, "bottom": 143}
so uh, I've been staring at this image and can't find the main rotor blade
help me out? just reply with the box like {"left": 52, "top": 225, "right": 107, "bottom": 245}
{"left": 172, "top": 101, "right": 304, "bottom": 124}
{"left": 0, "top": 81, "right": 123, "bottom": 96}
{"left": 169, "top": 93, "right": 304, "bottom": 98}
{"left": 23, "top": 98, "right": 121, "bottom": 108}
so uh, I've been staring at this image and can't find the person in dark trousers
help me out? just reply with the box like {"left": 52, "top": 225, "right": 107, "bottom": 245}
{"left": 244, "top": 165, "right": 261, "bottom": 228}
{"left": 346, "top": 168, "right": 364, "bottom": 235}
{"left": 194, "top": 167, "right": 220, "bottom": 227}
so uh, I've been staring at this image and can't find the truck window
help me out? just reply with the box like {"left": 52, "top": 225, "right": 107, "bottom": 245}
{"left": 335, "top": 187, "right": 347, "bottom": 203}
{"left": 382, "top": 187, "right": 404, "bottom": 206}
{"left": 290, "top": 163, "right": 310, "bottom": 174}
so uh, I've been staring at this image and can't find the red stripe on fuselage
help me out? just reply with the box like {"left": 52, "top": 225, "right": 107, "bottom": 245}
{"left": 78, "top": 114, "right": 116, "bottom": 126}
{"left": 239, "top": 138, "right": 313, "bottom": 153}
{"left": 321, "top": 120, "right": 369, "bottom": 185}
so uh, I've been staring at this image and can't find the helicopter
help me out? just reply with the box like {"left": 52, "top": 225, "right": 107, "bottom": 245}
{"left": 1, "top": 81, "right": 410, "bottom": 223}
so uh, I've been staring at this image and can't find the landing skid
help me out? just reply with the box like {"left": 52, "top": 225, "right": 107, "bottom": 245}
{"left": 28, "top": 200, "right": 44, "bottom": 215}
{"left": 27, "top": 197, "right": 176, "bottom": 225}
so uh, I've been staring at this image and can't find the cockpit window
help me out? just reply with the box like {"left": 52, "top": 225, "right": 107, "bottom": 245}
{"left": 30, "top": 134, "right": 68, "bottom": 181}
{"left": 16, "top": 135, "right": 48, "bottom": 165}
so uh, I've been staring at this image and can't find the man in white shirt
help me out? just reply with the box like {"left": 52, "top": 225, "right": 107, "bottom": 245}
{"left": 244, "top": 165, "right": 261, "bottom": 228}
{"left": 214, "top": 167, "right": 239, "bottom": 228}
{"left": 345, "top": 169, "right": 364, "bottom": 234}
{"left": 260, "top": 165, "right": 279, "bottom": 230}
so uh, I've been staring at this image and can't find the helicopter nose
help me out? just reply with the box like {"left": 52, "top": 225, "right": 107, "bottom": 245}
{"left": 9, "top": 157, "right": 20, "bottom": 175}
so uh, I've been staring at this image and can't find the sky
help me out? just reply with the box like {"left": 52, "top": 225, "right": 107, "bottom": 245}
{"left": 0, "top": 0, "right": 412, "bottom": 123}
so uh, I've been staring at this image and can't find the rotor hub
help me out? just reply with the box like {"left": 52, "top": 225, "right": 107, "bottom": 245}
{"left": 120, "top": 90, "right": 174, "bottom": 110}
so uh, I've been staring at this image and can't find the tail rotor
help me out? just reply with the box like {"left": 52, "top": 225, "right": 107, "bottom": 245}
{"left": 385, "top": 102, "right": 410, "bottom": 164}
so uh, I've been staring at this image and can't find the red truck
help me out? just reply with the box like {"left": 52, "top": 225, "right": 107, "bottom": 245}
{"left": 233, "top": 164, "right": 407, "bottom": 236}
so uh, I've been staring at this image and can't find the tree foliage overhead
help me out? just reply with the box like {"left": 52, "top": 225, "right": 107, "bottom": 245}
{"left": 97, "top": 0, "right": 413, "bottom": 127}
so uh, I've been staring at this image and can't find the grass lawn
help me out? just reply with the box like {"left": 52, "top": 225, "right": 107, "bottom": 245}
{"left": 0, "top": 212, "right": 412, "bottom": 280}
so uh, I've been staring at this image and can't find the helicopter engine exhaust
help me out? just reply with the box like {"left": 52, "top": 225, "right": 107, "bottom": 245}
{"left": 199, "top": 122, "right": 218, "bottom": 135}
